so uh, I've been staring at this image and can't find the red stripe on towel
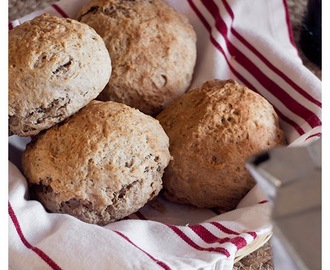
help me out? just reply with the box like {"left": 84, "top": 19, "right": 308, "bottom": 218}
{"left": 209, "top": 221, "right": 240, "bottom": 235}
{"left": 201, "top": 0, "right": 322, "bottom": 129}
{"left": 248, "top": 232, "right": 258, "bottom": 239}
{"left": 187, "top": 0, "right": 305, "bottom": 135}
{"left": 305, "top": 132, "right": 321, "bottom": 141}
{"left": 276, "top": 110, "right": 305, "bottom": 135}
{"left": 188, "top": 0, "right": 262, "bottom": 89}
{"left": 258, "top": 200, "right": 269, "bottom": 204}
{"left": 221, "top": 0, "right": 320, "bottom": 108}
{"left": 282, "top": 0, "right": 299, "bottom": 50}
{"left": 167, "top": 225, "right": 231, "bottom": 257}
{"left": 51, "top": 3, "right": 69, "bottom": 18}
{"left": 230, "top": 27, "right": 321, "bottom": 108}
{"left": 114, "top": 230, "right": 171, "bottom": 270}
{"left": 189, "top": 224, "right": 248, "bottom": 250}
{"left": 210, "top": 222, "right": 257, "bottom": 240}
{"left": 8, "top": 202, "right": 62, "bottom": 270}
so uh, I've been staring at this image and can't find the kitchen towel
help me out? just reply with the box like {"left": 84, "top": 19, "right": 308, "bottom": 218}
{"left": 8, "top": 0, "right": 322, "bottom": 269}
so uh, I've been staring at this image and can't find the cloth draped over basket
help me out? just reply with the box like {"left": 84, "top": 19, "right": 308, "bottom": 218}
{"left": 9, "top": 0, "right": 321, "bottom": 269}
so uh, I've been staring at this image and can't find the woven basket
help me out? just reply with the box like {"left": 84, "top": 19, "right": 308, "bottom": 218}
{"left": 9, "top": 0, "right": 58, "bottom": 21}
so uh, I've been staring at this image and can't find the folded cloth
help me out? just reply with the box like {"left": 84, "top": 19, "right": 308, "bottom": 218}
{"left": 8, "top": 0, "right": 322, "bottom": 269}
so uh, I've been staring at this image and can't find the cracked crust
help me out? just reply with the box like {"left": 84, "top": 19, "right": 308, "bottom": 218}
{"left": 156, "top": 79, "right": 286, "bottom": 210}
{"left": 9, "top": 14, "right": 112, "bottom": 137}
{"left": 77, "top": 0, "right": 197, "bottom": 115}
{"left": 22, "top": 100, "right": 171, "bottom": 225}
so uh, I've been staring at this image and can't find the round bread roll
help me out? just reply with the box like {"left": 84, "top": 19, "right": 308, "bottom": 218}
{"left": 77, "top": 0, "right": 197, "bottom": 115}
{"left": 156, "top": 79, "right": 286, "bottom": 210}
{"left": 9, "top": 14, "right": 112, "bottom": 137}
{"left": 22, "top": 100, "right": 171, "bottom": 225}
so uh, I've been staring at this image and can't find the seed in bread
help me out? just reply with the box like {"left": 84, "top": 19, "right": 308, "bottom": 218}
{"left": 22, "top": 100, "right": 171, "bottom": 225}
{"left": 156, "top": 79, "right": 286, "bottom": 211}
{"left": 9, "top": 14, "right": 112, "bottom": 137}
{"left": 77, "top": 0, "right": 197, "bottom": 115}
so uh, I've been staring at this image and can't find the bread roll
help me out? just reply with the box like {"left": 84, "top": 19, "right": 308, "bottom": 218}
{"left": 156, "top": 79, "right": 286, "bottom": 210}
{"left": 22, "top": 100, "right": 171, "bottom": 225}
{"left": 77, "top": 0, "right": 197, "bottom": 115}
{"left": 9, "top": 14, "right": 111, "bottom": 136}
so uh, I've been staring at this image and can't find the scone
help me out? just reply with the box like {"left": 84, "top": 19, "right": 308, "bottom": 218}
{"left": 22, "top": 100, "right": 171, "bottom": 225}
{"left": 156, "top": 79, "right": 286, "bottom": 210}
{"left": 77, "top": 0, "right": 197, "bottom": 115}
{"left": 9, "top": 14, "right": 111, "bottom": 137}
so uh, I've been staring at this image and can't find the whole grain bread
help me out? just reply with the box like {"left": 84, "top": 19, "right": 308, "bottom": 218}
{"left": 156, "top": 79, "right": 286, "bottom": 210}
{"left": 22, "top": 100, "right": 171, "bottom": 225}
{"left": 77, "top": 0, "right": 197, "bottom": 115}
{"left": 9, "top": 14, "right": 112, "bottom": 137}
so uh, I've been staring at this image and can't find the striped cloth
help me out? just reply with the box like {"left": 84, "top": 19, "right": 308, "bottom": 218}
{"left": 8, "top": 0, "right": 321, "bottom": 269}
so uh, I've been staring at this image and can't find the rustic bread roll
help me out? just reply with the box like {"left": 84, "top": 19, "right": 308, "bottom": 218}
{"left": 156, "top": 79, "right": 286, "bottom": 210}
{"left": 77, "top": 0, "right": 197, "bottom": 115}
{"left": 9, "top": 14, "right": 111, "bottom": 137}
{"left": 22, "top": 100, "right": 171, "bottom": 225}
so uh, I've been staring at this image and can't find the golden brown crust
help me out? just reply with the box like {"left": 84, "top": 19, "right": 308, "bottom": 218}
{"left": 9, "top": 14, "right": 111, "bottom": 137}
{"left": 77, "top": 0, "right": 197, "bottom": 115}
{"left": 22, "top": 100, "right": 171, "bottom": 225}
{"left": 156, "top": 79, "right": 286, "bottom": 210}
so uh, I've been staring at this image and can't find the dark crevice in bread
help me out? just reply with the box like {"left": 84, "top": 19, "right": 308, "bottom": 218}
{"left": 52, "top": 57, "right": 73, "bottom": 75}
